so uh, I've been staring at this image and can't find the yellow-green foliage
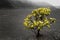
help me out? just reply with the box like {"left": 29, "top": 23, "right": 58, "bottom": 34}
{"left": 23, "top": 8, "right": 56, "bottom": 30}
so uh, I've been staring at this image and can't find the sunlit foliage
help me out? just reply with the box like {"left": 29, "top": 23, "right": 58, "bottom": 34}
{"left": 23, "top": 8, "right": 56, "bottom": 30}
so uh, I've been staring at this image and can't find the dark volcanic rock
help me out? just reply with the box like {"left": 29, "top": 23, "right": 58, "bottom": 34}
{"left": 0, "top": 0, "right": 14, "bottom": 9}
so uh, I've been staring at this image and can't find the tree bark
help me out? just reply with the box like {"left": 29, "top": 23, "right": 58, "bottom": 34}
{"left": 36, "top": 29, "right": 40, "bottom": 37}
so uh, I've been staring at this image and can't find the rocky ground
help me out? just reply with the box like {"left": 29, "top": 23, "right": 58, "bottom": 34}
{"left": 0, "top": 7, "right": 60, "bottom": 40}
